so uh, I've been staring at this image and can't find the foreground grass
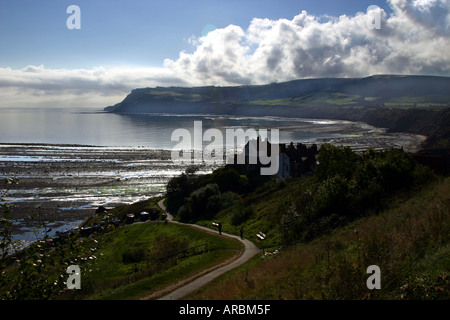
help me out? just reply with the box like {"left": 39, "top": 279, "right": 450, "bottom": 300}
{"left": 59, "top": 220, "right": 242, "bottom": 300}
{"left": 186, "top": 177, "right": 450, "bottom": 300}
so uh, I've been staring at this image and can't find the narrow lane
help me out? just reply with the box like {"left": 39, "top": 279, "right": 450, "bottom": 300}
{"left": 156, "top": 199, "right": 261, "bottom": 300}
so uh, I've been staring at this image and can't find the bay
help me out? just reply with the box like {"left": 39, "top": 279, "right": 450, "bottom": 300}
{"left": 0, "top": 107, "right": 352, "bottom": 148}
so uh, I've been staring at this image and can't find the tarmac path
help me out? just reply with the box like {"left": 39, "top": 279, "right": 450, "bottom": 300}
{"left": 155, "top": 199, "right": 261, "bottom": 300}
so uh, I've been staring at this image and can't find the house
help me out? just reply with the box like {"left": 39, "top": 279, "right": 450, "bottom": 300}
{"left": 140, "top": 211, "right": 149, "bottom": 222}
{"left": 126, "top": 213, "right": 135, "bottom": 224}
{"left": 277, "top": 152, "right": 291, "bottom": 179}
{"left": 226, "top": 138, "right": 319, "bottom": 178}
{"left": 280, "top": 142, "right": 319, "bottom": 178}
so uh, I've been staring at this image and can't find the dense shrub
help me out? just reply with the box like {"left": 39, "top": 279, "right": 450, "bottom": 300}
{"left": 190, "top": 183, "right": 220, "bottom": 218}
{"left": 211, "top": 168, "right": 248, "bottom": 193}
{"left": 177, "top": 183, "right": 222, "bottom": 221}
{"left": 122, "top": 245, "right": 148, "bottom": 263}
{"left": 167, "top": 167, "right": 250, "bottom": 217}
{"left": 373, "top": 149, "right": 417, "bottom": 193}
{"left": 314, "top": 175, "right": 350, "bottom": 217}
{"left": 279, "top": 190, "right": 317, "bottom": 244}
{"left": 231, "top": 205, "right": 254, "bottom": 226}
{"left": 208, "top": 192, "right": 241, "bottom": 218}
{"left": 315, "top": 144, "right": 358, "bottom": 181}
{"left": 166, "top": 171, "right": 198, "bottom": 213}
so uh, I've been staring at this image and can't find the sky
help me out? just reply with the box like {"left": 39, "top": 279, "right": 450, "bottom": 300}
{"left": 0, "top": 0, "right": 449, "bottom": 109}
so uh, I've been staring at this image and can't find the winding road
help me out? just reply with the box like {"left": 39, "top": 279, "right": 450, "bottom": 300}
{"left": 155, "top": 199, "right": 261, "bottom": 300}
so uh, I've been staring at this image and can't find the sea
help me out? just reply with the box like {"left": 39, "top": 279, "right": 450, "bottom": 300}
{"left": 0, "top": 107, "right": 354, "bottom": 148}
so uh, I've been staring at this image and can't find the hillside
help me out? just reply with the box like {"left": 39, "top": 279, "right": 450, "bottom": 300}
{"left": 105, "top": 75, "right": 450, "bottom": 114}
{"left": 105, "top": 75, "right": 450, "bottom": 148}
{"left": 187, "top": 176, "right": 450, "bottom": 300}
{"left": 164, "top": 145, "right": 450, "bottom": 300}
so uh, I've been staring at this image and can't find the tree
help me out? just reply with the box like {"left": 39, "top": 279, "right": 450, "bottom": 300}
{"left": 189, "top": 183, "right": 221, "bottom": 218}
{"left": 314, "top": 175, "right": 350, "bottom": 217}
{"left": 315, "top": 144, "right": 358, "bottom": 181}
{"left": 178, "top": 183, "right": 221, "bottom": 221}
{"left": 374, "top": 149, "right": 417, "bottom": 193}
{"left": 166, "top": 170, "right": 198, "bottom": 214}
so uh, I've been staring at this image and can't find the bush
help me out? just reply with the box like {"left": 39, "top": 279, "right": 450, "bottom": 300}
{"left": 231, "top": 205, "right": 254, "bottom": 226}
{"left": 314, "top": 175, "right": 350, "bottom": 217}
{"left": 122, "top": 245, "right": 148, "bottom": 263}
{"left": 279, "top": 190, "right": 317, "bottom": 245}
{"left": 315, "top": 144, "right": 357, "bottom": 181}
{"left": 374, "top": 149, "right": 417, "bottom": 193}
{"left": 212, "top": 168, "right": 245, "bottom": 193}
{"left": 177, "top": 204, "right": 193, "bottom": 221}
{"left": 188, "top": 183, "right": 221, "bottom": 218}
{"left": 217, "top": 191, "right": 241, "bottom": 208}
{"left": 348, "top": 182, "right": 384, "bottom": 216}
{"left": 166, "top": 168, "right": 200, "bottom": 214}
{"left": 207, "top": 191, "right": 240, "bottom": 217}
{"left": 177, "top": 184, "right": 238, "bottom": 221}
{"left": 177, "top": 183, "right": 221, "bottom": 221}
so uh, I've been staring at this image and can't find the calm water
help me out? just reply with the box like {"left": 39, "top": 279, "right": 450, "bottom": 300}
{"left": 0, "top": 107, "right": 352, "bottom": 148}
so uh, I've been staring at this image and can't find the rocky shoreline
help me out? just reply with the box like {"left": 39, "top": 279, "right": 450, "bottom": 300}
{"left": 0, "top": 144, "right": 211, "bottom": 242}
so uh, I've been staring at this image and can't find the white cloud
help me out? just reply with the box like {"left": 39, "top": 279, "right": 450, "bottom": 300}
{"left": 163, "top": 0, "right": 450, "bottom": 84}
{"left": 0, "top": 0, "right": 449, "bottom": 108}
{"left": 0, "top": 65, "right": 187, "bottom": 108}
{"left": 391, "top": 0, "right": 450, "bottom": 35}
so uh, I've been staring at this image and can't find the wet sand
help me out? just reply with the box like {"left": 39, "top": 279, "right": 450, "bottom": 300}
{"left": 315, "top": 131, "right": 427, "bottom": 153}
{"left": 0, "top": 144, "right": 212, "bottom": 239}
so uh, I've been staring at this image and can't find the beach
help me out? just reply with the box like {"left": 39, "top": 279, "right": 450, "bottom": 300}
{"left": 0, "top": 143, "right": 215, "bottom": 243}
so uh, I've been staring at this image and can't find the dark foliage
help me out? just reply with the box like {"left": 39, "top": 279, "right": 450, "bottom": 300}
{"left": 280, "top": 145, "right": 436, "bottom": 245}
{"left": 166, "top": 167, "right": 250, "bottom": 221}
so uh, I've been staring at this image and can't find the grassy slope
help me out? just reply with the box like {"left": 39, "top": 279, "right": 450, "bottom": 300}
{"left": 84, "top": 223, "right": 242, "bottom": 300}
{"left": 196, "top": 177, "right": 318, "bottom": 249}
{"left": 71, "top": 176, "right": 318, "bottom": 299}
{"left": 186, "top": 177, "right": 450, "bottom": 300}
{"left": 60, "top": 197, "right": 243, "bottom": 300}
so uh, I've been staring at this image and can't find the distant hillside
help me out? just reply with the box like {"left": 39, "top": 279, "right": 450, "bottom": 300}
{"left": 105, "top": 75, "right": 450, "bottom": 114}
{"left": 105, "top": 75, "right": 450, "bottom": 148}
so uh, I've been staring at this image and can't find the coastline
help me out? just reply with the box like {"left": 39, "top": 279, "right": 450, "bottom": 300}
{"left": 0, "top": 126, "right": 426, "bottom": 245}
{"left": 0, "top": 143, "right": 210, "bottom": 245}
